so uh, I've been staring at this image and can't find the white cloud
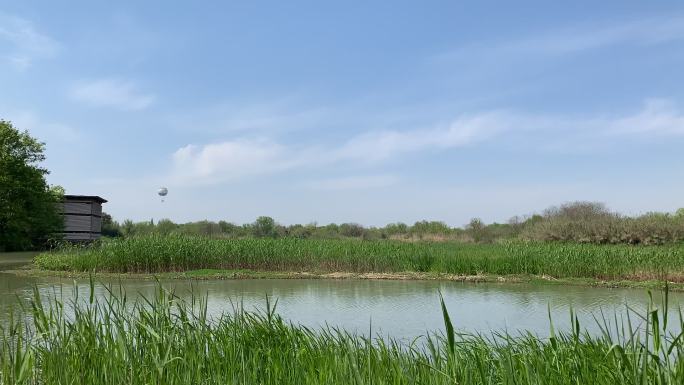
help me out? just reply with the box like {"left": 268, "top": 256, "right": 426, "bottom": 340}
{"left": 0, "top": 13, "right": 59, "bottom": 70}
{"left": 606, "top": 99, "right": 684, "bottom": 135}
{"left": 69, "top": 79, "right": 156, "bottom": 111}
{"left": 305, "top": 175, "right": 399, "bottom": 191}
{"left": 168, "top": 111, "right": 507, "bottom": 184}
{"left": 168, "top": 99, "right": 684, "bottom": 185}
{"left": 333, "top": 111, "right": 513, "bottom": 162}
{"left": 171, "top": 139, "right": 301, "bottom": 184}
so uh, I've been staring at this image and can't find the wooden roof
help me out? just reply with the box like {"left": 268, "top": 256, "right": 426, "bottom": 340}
{"left": 64, "top": 195, "right": 108, "bottom": 203}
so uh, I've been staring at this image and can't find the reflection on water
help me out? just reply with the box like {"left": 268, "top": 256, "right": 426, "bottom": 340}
{"left": 1, "top": 270, "right": 680, "bottom": 341}
{"left": 0, "top": 252, "right": 37, "bottom": 271}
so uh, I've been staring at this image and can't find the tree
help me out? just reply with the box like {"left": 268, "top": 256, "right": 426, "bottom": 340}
{"left": 156, "top": 219, "right": 177, "bottom": 235}
{"left": 339, "top": 223, "right": 365, "bottom": 237}
{"left": 0, "top": 120, "right": 63, "bottom": 251}
{"left": 543, "top": 201, "right": 613, "bottom": 221}
{"left": 253, "top": 216, "right": 277, "bottom": 238}
{"left": 101, "top": 212, "right": 122, "bottom": 237}
{"left": 465, "top": 218, "right": 487, "bottom": 243}
{"left": 383, "top": 222, "right": 408, "bottom": 235}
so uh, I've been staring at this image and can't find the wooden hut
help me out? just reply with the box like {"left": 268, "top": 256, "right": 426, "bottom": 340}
{"left": 60, "top": 195, "right": 108, "bottom": 241}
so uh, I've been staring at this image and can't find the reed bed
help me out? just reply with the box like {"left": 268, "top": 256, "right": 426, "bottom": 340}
{"left": 34, "top": 235, "right": 684, "bottom": 281}
{"left": 1, "top": 282, "right": 683, "bottom": 384}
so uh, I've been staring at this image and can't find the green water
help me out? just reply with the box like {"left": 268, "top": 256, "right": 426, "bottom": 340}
{"left": 0, "top": 251, "right": 38, "bottom": 269}
{"left": 0, "top": 253, "right": 680, "bottom": 340}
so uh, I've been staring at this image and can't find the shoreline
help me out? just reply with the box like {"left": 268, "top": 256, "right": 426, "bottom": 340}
{"left": 4, "top": 266, "right": 682, "bottom": 291}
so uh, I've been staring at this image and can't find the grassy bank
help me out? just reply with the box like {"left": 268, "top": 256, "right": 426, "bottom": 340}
{"left": 1, "top": 284, "right": 683, "bottom": 384}
{"left": 33, "top": 235, "right": 684, "bottom": 281}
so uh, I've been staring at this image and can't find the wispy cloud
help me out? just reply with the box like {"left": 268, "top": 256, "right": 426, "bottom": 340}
{"left": 606, "top": 99, "right": 684, "bottom": 136}
{"left": 169, "top": 99, "right": 684, "bottom": 185}
{"left": 4, "top": 109, "right": 80, "bottom": 143}
{"left": 69, "top": 78, "right": 156, "bottom": 111}
{"left": 507, "top": 15, "right": 684, "bottom": 55}
{"left": 332, "top": 111, "right": 513, "bottom": 163}
{"left": 0, "top": 13, "right": 59, "bottom": 70}
{"left": 434, "top": 14, "right": 684, "bottom": 68}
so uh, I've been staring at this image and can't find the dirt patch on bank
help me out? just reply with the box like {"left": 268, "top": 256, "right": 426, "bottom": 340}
{"left": 321, "top": 271, "right": 508, "bottom": 282}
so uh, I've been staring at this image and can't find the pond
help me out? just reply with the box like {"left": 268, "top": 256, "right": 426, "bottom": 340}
{"left": 0, "top": 253, "right": 679, "bottom": 341}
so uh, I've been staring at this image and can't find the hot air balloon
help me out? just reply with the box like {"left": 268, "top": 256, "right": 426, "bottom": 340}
{"left": 158, "top": 187, "right": 168, "bottom": 202}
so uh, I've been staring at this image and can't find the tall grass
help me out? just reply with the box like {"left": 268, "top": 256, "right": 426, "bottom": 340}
{"left": 34, "top": 235, "right": 684, "bottom": 281}
{"left": 1, "top": 283, "right": 683, "bottom": 384}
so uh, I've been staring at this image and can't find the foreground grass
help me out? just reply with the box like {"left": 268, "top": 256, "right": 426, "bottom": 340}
{"left": 1, "top": 283, "right": 683, "bottom": 384}
{"left": 34, "top": 235, "right": 684, "bottom": 281}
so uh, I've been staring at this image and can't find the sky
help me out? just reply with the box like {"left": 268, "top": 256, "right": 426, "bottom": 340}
{"left": 1, "top": 1, "right": 684, "bottom": 226}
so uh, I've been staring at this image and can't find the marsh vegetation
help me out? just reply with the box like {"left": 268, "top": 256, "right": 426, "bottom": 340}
{"left": 34, "top": 236, "right": 684, "bottom": 282}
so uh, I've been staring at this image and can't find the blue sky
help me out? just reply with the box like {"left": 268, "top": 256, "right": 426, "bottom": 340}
{"left": 2, "top": 1, "right": 684, "bottom": 226}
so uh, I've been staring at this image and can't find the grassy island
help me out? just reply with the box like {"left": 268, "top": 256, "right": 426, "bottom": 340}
{"left": 33, "top": 235, "right": 684, "bottom": 283}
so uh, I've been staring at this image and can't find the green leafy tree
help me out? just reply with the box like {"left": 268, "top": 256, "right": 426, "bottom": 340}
{"left": 155, "top": 219, "right": 178, "bottom": 235}
{"left": 339, "top": 223, "right": 365, "bottom": 238}
{"left": 253, "top": 216, "right": 277, "bottom": 238}
{"left": 0, "top": 120, "right": 63, "bottom": 251}
{"left": 101, "top": 212, "right": 122, "bottom": 237}
{"left": 384, "top": 222, "right": 408, "bottom": 235}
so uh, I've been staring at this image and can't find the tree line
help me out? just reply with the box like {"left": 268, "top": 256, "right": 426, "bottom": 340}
{"left": 103, "top": 201, "right": 684, "bottom": 245}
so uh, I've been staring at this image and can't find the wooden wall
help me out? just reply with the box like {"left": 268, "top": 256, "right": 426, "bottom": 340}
{"left": 61, "top": 199, "right": 104, "bottom": 241}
